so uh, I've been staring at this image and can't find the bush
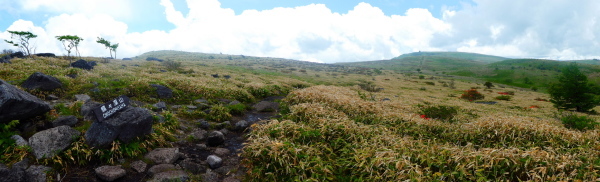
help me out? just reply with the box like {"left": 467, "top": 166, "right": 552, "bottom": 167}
{"left": 418, "top": 105, "right": 458, "bottom": 122}
{"left": 495, "top": 95, "right": 511, "bottom": 101}
{"left": 162, "top": 60, "right": 182, "bottom": 71}
{"left": 206, "top": 105, "right": 232, "bottom": 122}
{"left": 561, "top": 113, "right": 598, "bottom": 131}
{"left": 460, "top": 89, "right": 484, "bottom": 101}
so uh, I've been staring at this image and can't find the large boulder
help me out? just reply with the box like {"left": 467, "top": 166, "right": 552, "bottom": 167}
{"left": 21, "top": 72, "right": 63, "bottom": 91}
{"left": 26, "top": 165, "right": 52, "bottom": 182}
{"left": 29, "top": 125, "right": 81, "bottom": 159}
{"left": 85, "top": 106, "right": 153, "bottom": 148}
{"left": 10, "top": 52, "right": 24, "bottom": 58}
{"left": 206, "top": 131, "right": 225, "bottom": 147}
{"left": 70, "top": 59, "right": 94, "bottom": 70}
{"left": 151, "top": 84, "right": 173, "bottom": 99}
{"left": 0, "top": 79, "right": 51, "bottom": 123}
{"left": 0, "top": 163, "right": 25, "bottom": 182}
{"left": 0, "top": 55, "right": 11, "bottom": 64}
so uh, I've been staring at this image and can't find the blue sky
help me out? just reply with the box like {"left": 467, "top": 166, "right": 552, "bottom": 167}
{"left": 1, "top": 0, "right": 598, "bottom": 63}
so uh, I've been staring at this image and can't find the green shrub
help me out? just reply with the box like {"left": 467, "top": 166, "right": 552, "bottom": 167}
{"left": 206, "top": 105, "right": 232, "bottom": 122}
{"left": 227, "top": 103, "right": 247, "bottom": 115}
{"left": 495, "top": 95, "right": 511, "bottom": 101}
{"left": 561, "top": 113, "right": 598, "bottom": 131}
{"left": 418, "top": 105, "right": 458, "bottom": 122}
{"left": 424, "top": 82, "right": 435, "bottom": 85}
{"left": 460, "top": 89, "right": 484, "bottom": 101}
{"left": 162, "top": 59, "right": 182, "bottom": 71}
{"left": 0, "top": 120, "right": 19, "bottom": 152}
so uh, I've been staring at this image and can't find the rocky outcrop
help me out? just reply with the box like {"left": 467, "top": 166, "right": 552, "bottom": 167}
{"left": 85, "top": 106, "right": 153, "bottom": 148}
{"left": 0, "top": 79, "right": 51, "bottom": 123}
{"left": 94, "top": 165, "right": 126, "bottom": 181}
{"left": 34, "top": 53, "right": 55, "bottom": 57}
{"left": 29, "top": 126, "right": 81, "bottom": 159}
{"left": 151, "top": 84, "right": 173, "bottom": 99}
{"left": 70, "top": 59, "right": 94, "bottom": 70}
{"left": 21, "top": 72, "right": 63, "bottom": 91}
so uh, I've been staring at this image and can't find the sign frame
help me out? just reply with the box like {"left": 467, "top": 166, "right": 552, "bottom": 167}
{"left": 92, "top": 95, "right": 130, "bottom": 122}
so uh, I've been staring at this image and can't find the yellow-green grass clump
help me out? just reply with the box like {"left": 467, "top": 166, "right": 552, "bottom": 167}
{"left": 243, "top": 85, "right": 600, "bottom": 181}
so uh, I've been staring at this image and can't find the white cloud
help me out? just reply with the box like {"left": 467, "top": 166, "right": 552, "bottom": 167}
{"left": 17, "top": 0, "right": 134, "bottom": 20}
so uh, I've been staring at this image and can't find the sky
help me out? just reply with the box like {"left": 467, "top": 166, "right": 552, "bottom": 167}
{"left": 0, "top": 0, "right": 598, "bottom": 63}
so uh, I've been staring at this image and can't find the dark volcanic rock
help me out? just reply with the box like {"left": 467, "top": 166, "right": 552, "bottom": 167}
{"left": 206, "top": 155, "right": 223, "bottom": 169}
{"left": 11, "top": 52, "right": 25, "bottom": 58}
{"left": 0, "top": 79, "right": 51, "bottom": 123}
{"left": 95, "top": 165, "right": 126, "bottom": 181}
{"left": 146, "top": 57, "right": 164, "bottom": 62}
{"left": 151, "top": 84, "right": 173, "bottom": 99}
{"left": 81, "top": 100, "right": 102, "bottom": 121}
{"left": 29, "top": 126, "right": 81, "bottom": 159}
{"left": 122, "top": 58, "right": 132, "bottom": 60}
{"left": 21, "top": 72, "right": 63, "bottom": 91}
{"left": 207, "top": 131, "right": 225, "bottom": 146}
{"left": 51, "top": 115, "right": 78, "bottom": 127}
{"left": 26, "top": 165, "right": 52, "bottom": 182}
{"left": 0, "top": 55, "right": 11, "bottom": 64}
{"left": 252, "top": 101, "right": 279, "bottom": 112}
{"left": 144, "top": 148, "right": 182, "bottom": 164}
{"left": 85, "top": 106, "right": 153, "bottom": 148}
{"left": 0, "top": 163, "right": 25, "bottom": 182}
{"left": 34, "top": 53, "right": 55, "bottom": 57}
{"left": 70, "top": 59, "right": 94, "bottom": 70}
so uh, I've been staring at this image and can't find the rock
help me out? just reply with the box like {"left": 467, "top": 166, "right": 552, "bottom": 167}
{"left": 190, "top": 129, "right": 207, "bottom": 141}
{"left": 153, "top": 101, "right": 167, "bottom": 112}
{"left": 51, "top": 115, "right": 78, "bottom": 127}
{"left": 0, "top": 79, "right": 51, "bottom": 123}
{"left": 228, "top": 100, "right": 241, "bottom": 105}
{"left": 66, "top": 74, "right": 77, "bottom": 78}
{"left": 10, "top": 52, "right": 25, "bottom": 58}
{"left": 202, "top": 170, "right": 219, "bottom": 182}
{"left": 206, "top": 155, "right": 223, "bottom": 169}
{"left": 70, "top": 59, "right": 94, "bottom": 70}
{"left": 85, "top": 106, "right": 153, "bottom": 148}
{"left": 211, "top": 74, "right": 219, "bottom": 78}
{"left": 21, "top": 72, "right": 63, "bottom": 91}
{"left": 11, "top": 135, "right": 28, "bottom": 147}
{"left": 223, "top": 176, "right": 241, "bottom": 182}
{"left": 214, "top": 165, "right": 235, "bottom": 175}
{"left": 194, "top": 99, "right": 208, "bottom": 104}
{"left": 178, "top": 158, "right": 206, "bottom": 174}
{"left": 74, "top": 94, "right": 91, "bottom": 102}
{"left": 94, "top": 165, "right": 126, "bottom": 181}
{"left": 25, "top": 165, "right": 52, "bottom": 182}
{"left": 146, "top": 57, "right": 164, "bottom": 62}
{"left": 145, "top": 148, "right": 182, "bottom": 164}
{"left": 214, "top": 148, "right": 231, "bottom": 157}
{"left": 147, "top": 164, "right": 176, "bottom": 176}
{"left": 219, "top": 128, "right": 229, "bottom": 136}
{"left": 186, "top": 105, "right": 197, "bottom": 110}
{"left": 223, "top": 75, "right": 231, "bottom": 79}
{"left": 29, "top": 126, "right": 81, "bottom": 159}
{"left": 130, "top": 160, "right": 148, "bottom": 173}
{"left": 46, "top": 94, "right": 59, "bottom": 100}
{"left": 122, "top": 58, "right": 132, "bottom": 60}
{"left": 159, "top": 69, "right": 167, "bottom": 72}
{"left": 0, "top": 163, "right": 25, "bottom": 182}
{"left": 89, "top": 61, "right": 97, "bottom": 66}
{"left": 206, "top": 131, "right": 225, "bottom": 147}
{"left": 34, "top": 53, "right": 55, "bottom": 57}
{"left": 149, "top": 170, "right": 189, "bottom": 182}
{"left": 217, "top": 98, "right": 231, "bottom": 104}
{"left": 233, "top": 120, "right": 248, "bottom": 131}
{"left": 198, "top": 119, "right": 210, "bottom": 129}
{"left": 196, "top": 144, "right": 207, "bottom": 150}
{"left": 0, "top": 55, "right": 11, "bottom": 64}
{"left": 252, "top": 101, "right": 279, "bottom": 112}
{"left": 80, "top": 100, "right": 102, "bottom": 121}
{"left": 151, "top": 84, "right": 173, "bottom": 99}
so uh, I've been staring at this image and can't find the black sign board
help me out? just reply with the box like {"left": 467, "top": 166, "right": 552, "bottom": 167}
{"left": 93, "top": 95, "right": 130, "bottom": 122}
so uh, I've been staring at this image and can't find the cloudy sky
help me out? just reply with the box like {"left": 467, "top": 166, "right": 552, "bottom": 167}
{"left": 1, "top": 0, "right": 598, "bottom": 63}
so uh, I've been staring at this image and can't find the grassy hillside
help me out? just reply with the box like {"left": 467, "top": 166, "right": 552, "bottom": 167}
{"left": 336, "top": 51, "right": 508, "bottom": 72}
{"left": 1, "top": 50, "right": 600, "bottom": 181}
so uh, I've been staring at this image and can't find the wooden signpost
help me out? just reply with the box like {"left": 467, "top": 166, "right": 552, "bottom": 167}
{"left": 93, "top": 95, "right": 130, "bottom": 122}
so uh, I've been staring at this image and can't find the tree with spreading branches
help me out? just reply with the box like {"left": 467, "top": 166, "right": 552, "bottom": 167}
{"left": 56, "top": 35, "right": 83, "bottom": 62}
{"left": 548, "top": 63, "right": 599, "bottom": 112}
{"left": 4, "top": 30, "right": 37, "bottom": 56}
{"left": 96, "top": 37, "right": 119, "bottom": 59}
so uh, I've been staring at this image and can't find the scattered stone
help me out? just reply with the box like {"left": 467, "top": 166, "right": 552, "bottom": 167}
{"left": 196, "top": 144, "right": 207, "bottom": 150}
{"left": 186, "top": 105, "right": 197, "bottom": 110}
{"left": 122, "top": 58, "right": 132, "bottom": 60}
{"left": 153, "top": 101, "right": 167, "bottom": 112}
{"left": 194, "top": 99, "right": 208, "bottom": 104}
{"left": 21, "top": 72, "right": 63, "bottom": 91}
{"left": 252, "top": 101, "right": 279, "bottom": 112}
{"left": 149, "top": 170, "right": 189, "bottom": 182}
{"left": 214, "top": 148, "right": 231, "bottom": 157}
{"left": 202, "top": 170, "right": 219, "bottom": 182}
{"left": 0, "top": 163, "right": 25, "bottom": 182}
{"left": 381, "top": 98, "right": 391, "bottom": 101}
{"left": 11, "top": 135, "right": 28, "bottom": 147}
{"left": 145, "top": 148, "right": 182, "bottom": 164}
{"left": 223, "top": 176, "right": 241, "bottom": 182}
{"left": 151, "top": 84, "right": 173, "bottom": 99}
{"left": 34, "top": 53, "right": 55, "bottom": 57}
{"left": 217, "top": 98, "right": 231, "bottom": 104}
{"left": 198, "top": 119, "right": 210, "bottom": 130}
{"left": 233, "top": 120, "right": 248, "bottom": 131}
{"left": 190, "top": 129, "right": 207, "bottom": 141}
{"left": 219, "top": 128, "right": 230, "bottom": 136}
{"left": 160, "top": 69, "right": 167, "bottom": 72}
{"left": 178, "top": 158, "right": 206, "bottom": 174}
{"left": 206, "top": 155, "right": 223, "bottom": 169}
{"left": 214, "top": 165, "right": 235, "bottom": 176}
{"left": 25, "top": 165, "right": 52, "bottom": 182}
{"left": 146, "top": 57, "right": 164, "bottom": 62}
{"left": 80, "top": 100, "right": 102, "bottom": 121}
{"left": 130, "top": 160, "right": 148, "bottom": 173}
{"left": 228, "top": 100, "right": 241, "bottom": 105}
{"left": 85, "top": 106, "right": 153, "bottom": 148}
{"left": 171, "top": 105, "right": 182, "bottom": 110}
{"left": 0, "top": 79, "right": 51, "bottom": 123}
{"left": 46, "top": 94, "right": 59, "bottom": 100}
{"left": 223, "top": 75, "right": 231, "bottom": 79}
{"left": 29, "top": 126, "right": 81, "bottom": 159}
{"left": 66, "top": 74, "right": 77, "bottom": 78}
{"left": 70, "top": 59, "right": 94, "bottom": 70}
{"left": 147, "top": 164, "right": 176, "bottom": 176}
{"left": 94, "top": 165, "right": 126, "bottom": 181}
{"left": 51, "top": 115, "right": 78, "bottom": 127}
{"left": 74, "top": 94, "right": 91, "bottom": 102}
{"left": 211, "top": 74, "right": 219, "bottom": 78}
{"left": 207, "top": 131, "right": 225, "bottom": 146}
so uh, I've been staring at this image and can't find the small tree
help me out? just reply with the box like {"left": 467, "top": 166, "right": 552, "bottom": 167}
{"left": 4, "top": 30, "right": 37, "bottom": 56}
{"left": 96, "top": 37, "right": 118, "bottom": 59}
{"left": 56, "top": 35, "right": 83, "bottom": 61}
{"left": 548, "top": 63, "right": 598, "bottom": 112}
{"left": 484, "top": 81, "right": 494, "bottom": 89}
